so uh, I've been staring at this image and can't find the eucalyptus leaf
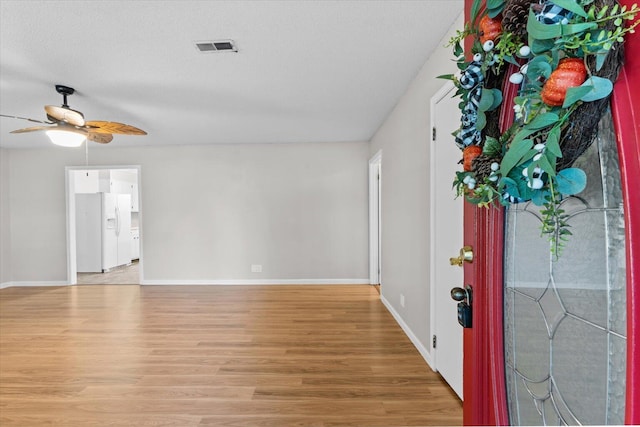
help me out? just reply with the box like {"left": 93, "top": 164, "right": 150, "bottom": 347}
{"left": 500, "top": 138, "right": 534, "bottom": 177}
{"left": 478, "top": 90, "right": 495, "bottom": 111}
{"left": 487, "top": 0, "right": 504, "bottom": 10}
{"left": 580, "top": 76, "right": 613, "bottom": 102}
{"left": 560, "top": 21, "right": 599, "bottom": 36}
{"left": 531, "top": 188, "right": 551, "bottom": 206}
{"left": 476, "top": 111, "right": 487, "bottom": 131}
{"left": 545, "top": 150, "right": 557, "bottom": 173}
{"left": 536, "top": 153, "right": 556, "bottom": 178}
{"left": 562, "top": 85, "right": 592, "bottom": 108}
{"left": 531, "top": 39, "right": 556, "bottom": 55}
{"left": 595, "top": 51, "right": 609, "bottom": 70}
{"left": 488, "top": 6, "right": 504, "bottom": 18}
{"left": 528, "top": 60, "right": 553, "bottom": 79}
{"left": 551, "top": 0, "right": 588, "bottom": 18}
{"left": 525, "top": 112, "right": 560, "bottom": 130}
{"left": 489, "top": 89, "right": 503, "bottom": 111}
{"left": 546, "top": 128, "right": 563, "bottom": 158}
{"left": 470, "top": 0, "right": 482, "bottom": 25}
{"left": 504, "top": 55, "right": 520, "bottom": 66}
{"left": 527, "top": 10, "right": 562, "bottom": 40}
{"left": 501, "top": 176, "right": 521, "bottom": 198}
{"left": 556, "top": 168, "right": 587, "bottom": 195}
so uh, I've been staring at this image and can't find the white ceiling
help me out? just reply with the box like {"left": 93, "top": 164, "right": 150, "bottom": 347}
{"left": 0, "top": 0, "right": 463, "bottom": 149}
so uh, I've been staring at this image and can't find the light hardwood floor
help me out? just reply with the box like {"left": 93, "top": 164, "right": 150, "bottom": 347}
{"left": 0, "top": 285, "right": 462, "bottom": 426}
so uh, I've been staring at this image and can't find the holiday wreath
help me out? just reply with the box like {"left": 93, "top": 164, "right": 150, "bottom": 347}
{"left": 439, "top": 0, "right": 639, "bottom": 257}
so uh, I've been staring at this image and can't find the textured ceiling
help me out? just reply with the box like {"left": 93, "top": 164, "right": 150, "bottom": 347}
{"left": 0, "top": 0, "right": 463, "bottom": 149}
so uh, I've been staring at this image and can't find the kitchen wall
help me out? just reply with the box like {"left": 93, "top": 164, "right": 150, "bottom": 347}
{"left": 3, "top": 141, "right": 369, "bottom": 285}
{"left": 0, "top": 148, "right": 11, "bottom": 285}
{"left": 369, "top": 12, "right": 464, "bottom": 363}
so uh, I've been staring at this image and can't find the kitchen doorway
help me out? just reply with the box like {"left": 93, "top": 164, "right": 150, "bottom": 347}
{"left": 66, "top": 166, "right": 143, "bottom": 285}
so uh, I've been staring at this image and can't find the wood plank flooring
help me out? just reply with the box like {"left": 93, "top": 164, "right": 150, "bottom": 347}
{"left": 0, "top": 285, "right": 462, "bottom": 426}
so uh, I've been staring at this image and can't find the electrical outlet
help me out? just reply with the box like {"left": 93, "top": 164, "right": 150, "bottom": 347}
{"left": 400, "top": 294, "right": 405, "bottom": 308}
{"left": 251, "top": 264, "right": 262, "bottom": 273}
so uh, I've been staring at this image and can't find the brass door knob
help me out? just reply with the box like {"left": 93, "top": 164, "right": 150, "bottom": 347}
{"left": 449, "top": 245, "right": 473, "bottom": 267}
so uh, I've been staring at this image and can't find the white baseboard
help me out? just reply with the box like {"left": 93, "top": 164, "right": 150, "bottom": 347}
{"left": 0, "top": 281, "right": 68, "bottom": 289}
{"left": 141, "top": 278, "right": 371, "bottom": 286}
{"left": 380, "top": 294, "right": 434, "bottom": 370}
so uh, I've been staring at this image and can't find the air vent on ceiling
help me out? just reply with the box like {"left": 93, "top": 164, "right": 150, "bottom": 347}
{"left": 195, "top": 40, "right": 238, "bottom": 53}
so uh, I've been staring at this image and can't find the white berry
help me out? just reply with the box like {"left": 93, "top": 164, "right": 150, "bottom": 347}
{"left": 509, "top": 73, "right": 524, "bottom": 84}
{"left": 491, "top": 162, "right": 500, "bottom": 171}
{"left": 519, "top": 45, "right": 531, "bottom": 57}
{"left": 483, "top": 40, "right": 494, "bottom": 52}
{"left": 534, "top": 143, "right": 546, "bottom": 151}
{"left": 528, "top": 178, "right": 544, "bottom": 190}
{"left": 520, "top": 64, "right": 529, "bottom": 75}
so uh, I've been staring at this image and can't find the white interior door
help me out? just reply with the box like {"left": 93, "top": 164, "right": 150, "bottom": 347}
{"left": 430, "top": 82, "right": 464, "bottom": 399}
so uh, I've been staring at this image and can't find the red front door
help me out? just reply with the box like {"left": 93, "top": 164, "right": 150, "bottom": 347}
{"left": 460, "top": 1, "right": 640, "bottom": 425}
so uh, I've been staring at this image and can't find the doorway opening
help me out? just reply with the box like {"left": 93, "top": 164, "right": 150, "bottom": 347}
{"left": 369, "top": 150, "right": 382, "bottom": 287}
{"left": 66, "top": 166, "right": 142, "bottom": 285}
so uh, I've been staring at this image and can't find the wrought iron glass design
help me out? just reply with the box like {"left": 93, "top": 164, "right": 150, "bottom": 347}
{"left": 504, "top": 110, "right": 626, "bottom": 425}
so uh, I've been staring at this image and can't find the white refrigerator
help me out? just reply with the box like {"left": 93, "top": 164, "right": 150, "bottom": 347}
{"left": 76, "top": 193, "right": 132, "bottom": 273}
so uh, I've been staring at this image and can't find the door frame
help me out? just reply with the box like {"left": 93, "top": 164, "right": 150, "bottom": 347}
{"left": 369, "top": 150, "right": 382, "bottom": 286}
{"left": 610, "top": 7, "right": 640, "bottom": 420}
{"left": 65, "top": 165, "right": 143, "bottom": 285}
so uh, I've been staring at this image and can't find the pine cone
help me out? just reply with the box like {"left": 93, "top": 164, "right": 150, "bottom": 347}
{"left": 472, "top": 155, "right": 500, "bottom": 181}
{"left": 502, "top": 0, "right": 537, "bottom": 42}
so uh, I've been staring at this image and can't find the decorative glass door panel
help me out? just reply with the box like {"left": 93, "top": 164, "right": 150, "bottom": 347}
{"left": 504, "top": 110, "right": 626, "bottom": 425}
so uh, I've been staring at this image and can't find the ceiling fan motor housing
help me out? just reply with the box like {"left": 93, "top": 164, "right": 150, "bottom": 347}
{"left": 55, "top": 84, "right": 75, "bottom": 107}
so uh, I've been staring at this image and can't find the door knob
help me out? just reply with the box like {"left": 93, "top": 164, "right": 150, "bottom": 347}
{"left": 449, "top": 245, "right": 473, "bottom": 266}
{"left": 451, "top": 287, "right": 467, "bottom": 302}
{"left": 451, "top": 285, "right": 473, "bottom": 328}
{"left": 450, "top": 285, "right": 472, "bottom": 304}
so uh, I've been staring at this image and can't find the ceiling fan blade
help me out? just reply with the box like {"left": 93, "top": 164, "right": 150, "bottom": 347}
{"left": 0, "top": 113, "right": 53, "bottom": 124}
{"left": 85, "top": 121, "right": 147, "bottom": 135}
{"left": 9, "top": 125, "right": 57, "bottom": 134}
{"left": 87, "top": 132, "right": 113, "bottom": 144}
{"left": 45, "top": 105, "right": 85, "bottom": 126}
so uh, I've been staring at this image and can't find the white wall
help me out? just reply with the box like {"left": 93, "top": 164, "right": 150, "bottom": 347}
{"left": 4, "top": 141, "right": 369, "bottom": 284}
{"left": 0, "top": 148, "right": 11, "bottom": 285}
{"left": 370, "top": 13, "right": 464, "bottom": 360}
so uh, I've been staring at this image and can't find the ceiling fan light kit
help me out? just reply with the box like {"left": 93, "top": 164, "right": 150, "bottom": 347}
{"left": 45, "top": 128, "right": 86, "bottom": 147}
{"left": 1, "top": 84, "right": 146, "bottom": 147}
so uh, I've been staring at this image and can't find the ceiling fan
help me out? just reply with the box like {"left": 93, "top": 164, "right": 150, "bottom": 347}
{"left": 0, "top": 84, "right": 147, "bottom": 146}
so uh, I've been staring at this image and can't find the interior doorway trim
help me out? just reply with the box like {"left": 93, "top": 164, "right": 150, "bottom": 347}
{"left": 65, "top": 165, "right": 143, "bottom": 285}
{"left": 369, "top": 150, "right": 382, "bottom": 286}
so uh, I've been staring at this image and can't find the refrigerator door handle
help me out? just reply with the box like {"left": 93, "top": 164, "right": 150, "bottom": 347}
{"left": 115, "top": 205, "right": 120, "bottom": 237}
